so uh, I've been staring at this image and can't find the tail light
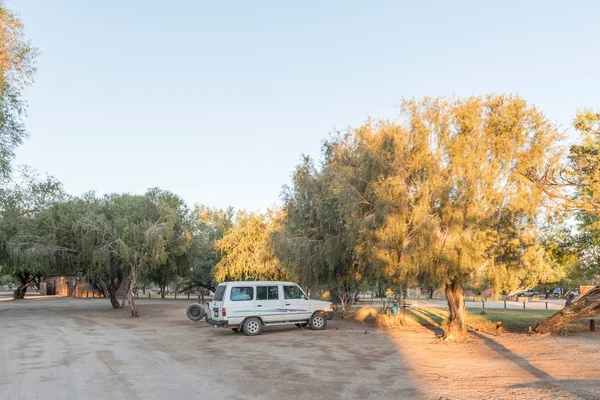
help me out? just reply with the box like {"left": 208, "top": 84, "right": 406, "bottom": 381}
{"left": 330, "top": 304, "right": 334, "bottom": 311}
{"left": 222, "top": 308, "right": 227, "bottom": 317}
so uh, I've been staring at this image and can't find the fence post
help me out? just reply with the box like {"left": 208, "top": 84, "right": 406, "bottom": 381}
{"left": 590, "top": 320, "right": 596, "bottom": 331}
{"left": 545, "top": 302, "right": 548, "bottom": 310}
{"left": 504, "top": 299, "right": 506, "bottom": 309}
{"left": 523, "top": 300, "right": 526, "bottom": 310}
{"left": 482, "top": 299, "right": 485, "bottom": 309}
{"left": 148, "top": 293, "right": 151, "bottom": 299}
{"left": 188, "top": 293, "right": 190, "bottom": 300}
{"left": 175, "top": 293, "right": 177, "bottom": 299}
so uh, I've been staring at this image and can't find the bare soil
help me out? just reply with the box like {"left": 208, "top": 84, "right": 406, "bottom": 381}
{"left": 1, "top": 297, "right": 599, "bottom": 400}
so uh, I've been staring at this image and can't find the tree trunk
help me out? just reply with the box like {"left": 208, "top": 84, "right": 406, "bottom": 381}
{"left": 159, "top": 283, "right": 165, "bottom": 299}
{"left": 428, "top": 286, "right": 435, "bottom": 299}
{"left": 13, "top": 284, "right": 28, "bottom": 299}
{"left": 13, "top": 274, "right": 30, "bottom": 299}
{"left": 535, "top": 286, "right": 600, "bottom": 334}
{"left": 444, "top": 280, "right": 466, "bottom": 341}
{"left": 99, "top": 275, "right": 123, "bottom": 309}
{"left": 129, "top": 266, "right": 139, "bottom": 318}
{"left": 106, "top": 286, "right": 121, "bottom": 309}
{"left": 121, "top": 280, "right": 129, "bottom": 308}
{"left": 544, "top": 289, "right": 551, "bottom": 299}
{"left": 335, "top": 285, "right": 358, "bottom": 318}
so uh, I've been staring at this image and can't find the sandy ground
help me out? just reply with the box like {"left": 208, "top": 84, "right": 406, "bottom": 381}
{"left": 1, "top": 297, "right": 599, "bottom": 400}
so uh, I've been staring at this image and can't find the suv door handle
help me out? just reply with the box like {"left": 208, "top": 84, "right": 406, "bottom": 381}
{"left": 285, "top": 303, "right": 290, "bottom": 306}
{"left": 256, "top": 305, "right": 262, "bottom": 307}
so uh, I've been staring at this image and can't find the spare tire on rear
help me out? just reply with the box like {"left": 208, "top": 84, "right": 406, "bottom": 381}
{"left": 187, "top": 304, "right": 206, "bottom": 321}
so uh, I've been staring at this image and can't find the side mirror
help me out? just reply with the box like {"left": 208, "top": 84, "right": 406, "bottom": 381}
{"left": 303, "top": 295, "right": 309, "bottom": 300}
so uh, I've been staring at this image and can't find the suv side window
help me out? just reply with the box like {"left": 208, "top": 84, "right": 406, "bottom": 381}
{"left": 284, "top": 285, "right": 304, "bottom": 299}
{"left": 257, "top": 286, "right": 279, "bottom": 300}
{"left": 213, "top": 286, "right": 226, "bottom": 301}
{"left": 230, "top": 287, "right": 253, "bottom": 301}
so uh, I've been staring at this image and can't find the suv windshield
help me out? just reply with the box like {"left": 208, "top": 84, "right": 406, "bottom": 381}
{"left": 213, "top": 285, "right": 226, "bottom": 301}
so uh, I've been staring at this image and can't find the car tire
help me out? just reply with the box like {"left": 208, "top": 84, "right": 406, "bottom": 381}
{"left": 242, "top": 317, "right": 262, "bottom": 336}
{"left": 309, "top": 312, "right": 327, "bottom": 330}
{"left": 186, "top": 304, "right": 206, "bottom": 321}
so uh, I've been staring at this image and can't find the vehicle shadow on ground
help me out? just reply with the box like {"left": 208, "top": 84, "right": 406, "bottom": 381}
{"left": 470, "top": 331, "right": 599, "bottom": 399}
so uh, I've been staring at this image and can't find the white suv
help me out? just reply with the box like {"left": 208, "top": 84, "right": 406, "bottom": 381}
{"left": 186, "top": 281, "right": 334, "bottom": 335}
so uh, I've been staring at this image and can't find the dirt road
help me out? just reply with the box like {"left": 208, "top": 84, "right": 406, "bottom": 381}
{"left": 0, "top": 298, "right": 421, "bottom": 400}
{"left": 1, "top": 297, "right": 599, "bottom": 400}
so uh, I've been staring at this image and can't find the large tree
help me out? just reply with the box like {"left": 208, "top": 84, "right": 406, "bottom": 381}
{"left": 0, "top": 4, "right": 49, "bottom": 298}
{"left": 376, "top": 96, "right": 561, "bottom": 339}
{"left": 72, "top": 192, "right": 186, "bottom": 315}
{"left": 0, "top": 170, "right": 64, "bottom": 298}
{"left": 277, "top": 154, "right": 374, "bottom": 315}
{"left": 280, "top": 95, "right": 562, "bottom": 339}
{"left": 143, "top": 188, "right": 192, "bottom": 298}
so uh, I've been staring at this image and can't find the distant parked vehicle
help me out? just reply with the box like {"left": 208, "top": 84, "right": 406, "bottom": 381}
{"left": 564, "top": 289, "right": 579, "bottom": 298}
{"left": 517, "top": 290, "right": 538, "bottom": 298}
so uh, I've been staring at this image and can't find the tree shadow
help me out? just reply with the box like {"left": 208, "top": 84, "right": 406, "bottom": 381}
{"left": 470, "top": 331, "right": 599, "bottom": 399}
{"left": 408, "top": 307, "right": 444, "bottom": 336}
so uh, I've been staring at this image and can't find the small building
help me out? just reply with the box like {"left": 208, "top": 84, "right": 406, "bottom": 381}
{"left": 39, "top": 276, "right": 104, "bottom": 297}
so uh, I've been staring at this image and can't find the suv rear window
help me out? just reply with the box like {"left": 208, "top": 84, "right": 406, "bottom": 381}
{"left": 214, "top": 285, "right": 226, "bottom": 301}
{"left": 257, "top": 286, "right": 279, "bottom": 300}
{"left": 230, "top": 287, "right": 254, "bottom": 301}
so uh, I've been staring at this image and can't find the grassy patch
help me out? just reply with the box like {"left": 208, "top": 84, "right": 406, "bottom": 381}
{"left": 404, "top": 307, "right": 556, "bottom": 332}
{"left": 351, "top": 306, "right": 556, "bottom": 333}
{"left": 470, "top": 309, "right": 555, "bottom": 332}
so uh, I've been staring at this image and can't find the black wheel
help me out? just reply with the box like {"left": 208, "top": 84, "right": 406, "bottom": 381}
{"left": 309, "top": 312, "right": 327, "bottom": 330}
{"left": 242, "top": 317, "right": 262, "bottom": 336}
{"left": 186, "top": 304, "right": 206, "bottom": 321}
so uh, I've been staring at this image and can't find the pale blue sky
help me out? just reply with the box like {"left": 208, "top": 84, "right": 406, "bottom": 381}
{"left": 12, "top": 0, "right": 600, "bottom": 211}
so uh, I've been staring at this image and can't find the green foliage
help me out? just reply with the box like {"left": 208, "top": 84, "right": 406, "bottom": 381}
{"left": 276, "top": 153, "right": 372, "bottom": 312}
{"left": 141, "top": 188, "right": 192, "bottom": 297}
{"left": 0, "top": 170, "right": 65, "bottom": 297}
{"left": 565, "top": 111, "right": 600, "bottom": 283}
{"left": 213, "top": 210, "right": 288, "bottom": 282}
{"left": 180, "top": 205, "right": 234, "bottom": 290}
{"left": 0, "top": 5, "right": 37, "bottom": 178}
{"left": 74, "top": 191, "right": 191, "bottom": 315}
{"left": 0, "top": 273, "right": 14, "bottom": 285}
